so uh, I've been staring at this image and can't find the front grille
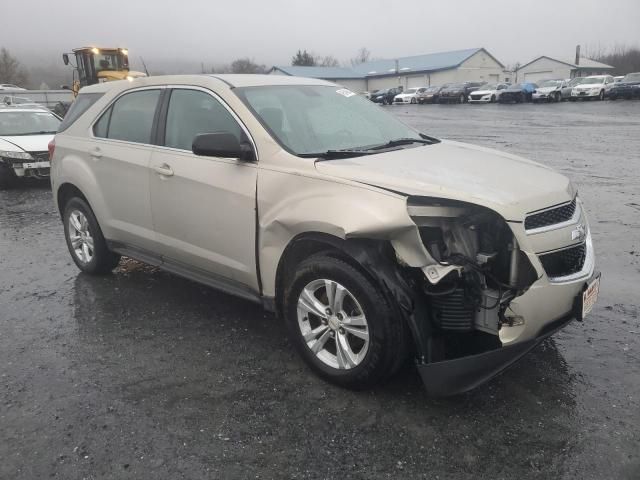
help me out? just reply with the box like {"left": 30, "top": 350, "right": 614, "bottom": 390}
{"left": 539, "top": 243, "right": 586, "bottom": 278}
{"left": 525, "top": 199, "right": 576, "bottom": 230}
{"left": 28, "top": 151, "right": 50, "bottom": 162}
{"left": 470, "top": 95, "right": 483, "bottom": 100}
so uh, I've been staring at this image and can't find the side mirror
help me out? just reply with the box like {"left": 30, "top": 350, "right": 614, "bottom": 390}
{"left": 62, "top": 53, "right": 69, "bottom": 66}
{"left": 192, "top": 132, "right": 254, "bottom": 161}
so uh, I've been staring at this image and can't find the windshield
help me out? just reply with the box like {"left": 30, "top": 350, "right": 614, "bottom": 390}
{"left": 0, "top": 110, "right": 60, "bottom": 136}
{"left": 236, "top": 85, "right": 425, "bottom": 156}
{"left": 446, "top": 84, "right": 464, "bottom": 89}
{"left": 623, "top": 73, "right": 640, "bottom": 82}
{"left": 538, "top": 80, "right": 562, "bottom": 88}
{"left": 405, "top": 88, "right": 418, "bottom": 94}
{"left": 582, "top": 77, "right": 605, "bottom": 85}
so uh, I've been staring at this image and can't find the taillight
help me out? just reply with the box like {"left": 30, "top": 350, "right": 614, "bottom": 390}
{"left": 48, "top": 138, "right": 55, "bottom": 161}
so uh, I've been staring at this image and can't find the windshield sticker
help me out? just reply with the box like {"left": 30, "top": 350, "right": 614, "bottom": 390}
{"left": 336, "top": 88, "right": 356, "bottom": 98}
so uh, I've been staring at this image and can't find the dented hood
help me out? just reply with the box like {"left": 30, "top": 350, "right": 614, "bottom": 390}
{"left": 314, "top": 140, "right": 574, "bottom": 220}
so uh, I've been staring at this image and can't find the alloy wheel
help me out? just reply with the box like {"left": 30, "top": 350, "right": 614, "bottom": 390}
{"left": 68, "top": 210, "right": 94, "bottom": 263}
{"left": 296, "top": 279, "right": 370, "bottom": 370}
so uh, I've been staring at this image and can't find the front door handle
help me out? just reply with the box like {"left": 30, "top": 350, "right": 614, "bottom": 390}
{"left": 154, "top": 164, "right": 174, "bottom": 177}
{"left": 88, "top": 147, "right": 102, "bottom": 158}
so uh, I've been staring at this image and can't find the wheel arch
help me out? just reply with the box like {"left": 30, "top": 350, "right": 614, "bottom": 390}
{"left": 56, "top": 182, "right": 90, "bottom": 217}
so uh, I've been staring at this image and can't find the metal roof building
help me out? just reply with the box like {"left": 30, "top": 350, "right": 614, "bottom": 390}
{"left": 269, "top": 48, "right": 507, "bottom": 92}
{"left": 516, "top": 56, "right": 615, "bottom": 82}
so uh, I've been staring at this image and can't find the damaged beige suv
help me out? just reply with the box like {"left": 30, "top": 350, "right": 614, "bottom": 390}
{"left": 50, "top": 75, "right": 600, "bottom": 395}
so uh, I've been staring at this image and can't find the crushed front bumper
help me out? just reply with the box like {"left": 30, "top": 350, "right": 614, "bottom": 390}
{"left": 417, "top": 270, "right": 599, "bottom": 396}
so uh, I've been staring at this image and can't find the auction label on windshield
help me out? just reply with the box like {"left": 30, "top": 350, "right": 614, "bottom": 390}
{"left": 336, "top": 88, "right": 356, "bottom": 97}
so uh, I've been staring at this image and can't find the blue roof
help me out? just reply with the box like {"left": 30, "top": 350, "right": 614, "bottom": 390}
{"left": 271, "top": 48, "right": 502, "bottom": 80}
{"left": 270, "top": 66, "right": 365, "bottom": 79}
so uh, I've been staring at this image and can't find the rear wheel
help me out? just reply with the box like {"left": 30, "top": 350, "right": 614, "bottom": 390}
{"left": 63, "top": 197, "right": 120, "bottom": 274}
{"left": 284, "top": 254, "right": 407, "bottom": 389}
{"left": 491, "top": 94, "right": 496, "bottom": 103}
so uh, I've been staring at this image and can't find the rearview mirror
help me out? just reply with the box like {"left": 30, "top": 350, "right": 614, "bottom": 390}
{"left": 62, "top": 53, "right": 69, "bottom": 65}
{"left": 192, "top": 132, "right": 255, "bottom": 161}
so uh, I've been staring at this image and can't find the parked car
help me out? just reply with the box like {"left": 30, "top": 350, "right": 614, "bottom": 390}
{"left": 0, "top": 84, "right": 26, "bottom": 91}
{"left": 438, "top": 82, "right": 486, "bottom": 103}
{"left": 561, "top": 77, "right": 586, "bottom": 100}
{"left": 468, "top": 83, "right": 510, "bottom": 103}
{"left": 393, "top": 87, "right": 428, "bottom": 104}
{"left": 614, "top": 76, "right": 625, "bottom": 83}
{"left": 416, "top": 85, "right": 446, "bottom": 104}
{"left": 371, "top": 87, "right": 403, "bottom": 105}
{"left": 498, "top": 83, "right": 537, "bottom": 103}
{"left": 0, "top": 104, "right": 61, "bottom": 188}
{"left": 609, "top": 72, "right": 640, "bottom": 100}
{"left": 570, "top": 75, "right": 615, "bottom": 101}
{"left": 532, "top": 79, "right": 569, "bottom": 103}
{"left": 51, "top": 74, "right": 599, "bottom": 396}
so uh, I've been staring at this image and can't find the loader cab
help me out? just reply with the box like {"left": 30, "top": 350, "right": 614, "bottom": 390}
{"left": 63, "top": 47, "right": 136, "bottom": 95}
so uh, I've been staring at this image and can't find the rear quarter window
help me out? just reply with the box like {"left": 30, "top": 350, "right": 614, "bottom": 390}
{"left": 57, "top": 92, "right": 104, "bottom": 132}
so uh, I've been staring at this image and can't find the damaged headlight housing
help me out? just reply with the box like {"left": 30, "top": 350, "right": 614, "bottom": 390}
{"left": 0, "top": 150, "right": 33, "bottom": 160}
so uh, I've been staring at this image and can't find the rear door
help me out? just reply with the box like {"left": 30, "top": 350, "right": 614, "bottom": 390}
{"left": 90, "top": 87, "right": 162, "bottom": 251}
{"left": 148, "top": 87, "right": 259, "bottom": 291}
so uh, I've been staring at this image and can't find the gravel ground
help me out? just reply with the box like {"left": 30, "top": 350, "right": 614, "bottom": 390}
{"left": 1, "top": 100, "right": 639, "bottom": 480}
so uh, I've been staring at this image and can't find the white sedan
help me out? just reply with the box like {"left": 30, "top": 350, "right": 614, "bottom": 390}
{"left": 393, "top": 87, "right": 427, "bottom": 104}
{"left": 570, "top": 75, "right": 615, "bottom": 101}
{"left": 468, "top": 83, "right": 510, "bottom": 103}
{"left": 0, "top": 104, "right": 61, "bottom": 187}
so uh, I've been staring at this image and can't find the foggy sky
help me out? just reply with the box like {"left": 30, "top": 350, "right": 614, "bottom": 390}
{"left": 4, "top": 0, "right": 640, "bottom": 70}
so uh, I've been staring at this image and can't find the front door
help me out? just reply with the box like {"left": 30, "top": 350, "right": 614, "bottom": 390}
{"left": 148, "top": 87, "right": 259, "bottom": 291}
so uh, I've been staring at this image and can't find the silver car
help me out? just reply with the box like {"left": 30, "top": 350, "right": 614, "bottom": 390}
{"left": 51, "top": 75, "right": 600, "bottom": 395}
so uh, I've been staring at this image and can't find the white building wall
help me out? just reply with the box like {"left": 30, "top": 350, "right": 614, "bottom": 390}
{"left": 455, "top": 50, "right": 505, "bottom": 82}
{"left": 517, "top": 58, "right": 572, "bottom": 82}
{"left": 332, "top": 78, "right": 367, "bottom": 92}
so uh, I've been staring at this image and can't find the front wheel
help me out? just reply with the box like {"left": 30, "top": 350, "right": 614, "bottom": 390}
{"left": 63, "top": 197, "right": 121, "bottom": 274}
{"left": 284, "top": 254, "right": 407, "bottom": 389}
{"left": 410, "top": 97, "right": 416, "bottom": 104}
{"left": 459, "top": 93, "right": 465, "bottom": 104}
{"left": 599, "top": 90, "right": 605, "bottom": 101}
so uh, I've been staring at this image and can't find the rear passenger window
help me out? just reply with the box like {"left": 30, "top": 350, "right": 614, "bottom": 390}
{"left": 94, "top": 89, "right": 160, "bottom": 144}
{"left": 164, "top": 89, "right": 242, "bottom": 151}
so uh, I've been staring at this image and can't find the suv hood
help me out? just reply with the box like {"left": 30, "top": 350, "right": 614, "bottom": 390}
{"left": 314, "top": 140, "right": 574, "bottom": 220}
{"left": 0, "top": 134, "right": 54, "bottom": 152}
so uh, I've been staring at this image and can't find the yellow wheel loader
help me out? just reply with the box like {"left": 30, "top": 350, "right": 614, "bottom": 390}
{"left": 62, "top": 47, "right": 147, "bottom": 97}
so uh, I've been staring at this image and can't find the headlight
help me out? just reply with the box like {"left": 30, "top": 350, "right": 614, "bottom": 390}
{"left": 0, "top": 150, "right": 33, "bottom": 160}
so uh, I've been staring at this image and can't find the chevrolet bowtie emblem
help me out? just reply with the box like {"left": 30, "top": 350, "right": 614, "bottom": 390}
{"left": 571, "top": 224, "right": 586, "bottom": 242}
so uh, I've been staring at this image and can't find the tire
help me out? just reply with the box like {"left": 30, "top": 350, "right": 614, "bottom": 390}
{"left": 459, "top": 93, "right": 465, "bottom": 104}
{"left": 0, "top": 163, "right": 16, "bottom": 189}
{"left": 62, "top": 197, "right": 120, "bottom": 274}
{"left": 599, "top": 90, "right": 605, "bottom": 101}
{"left": 554, "top": 92, "right": 561, "bottom": 102}
{"left": 491, "top": 94, "right": 496, "bottom": 103}
{"left": 283, "top": 254, "right": 407, "bottom": 389}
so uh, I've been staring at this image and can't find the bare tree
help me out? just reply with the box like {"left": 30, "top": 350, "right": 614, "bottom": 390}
{"left": 316, "top": 55, "right": 339, "bottom": 67}
{"left": 586, "top": 44, "right": 640, "bottom": 75}
{"left": 230, "top": 58, "right": 266, "bottom": 74}
{"left": 350, "top": 47, "right": 371, "bottom": 66}
{"left": 0, "top": 48, "right": 29, "bottom": 86}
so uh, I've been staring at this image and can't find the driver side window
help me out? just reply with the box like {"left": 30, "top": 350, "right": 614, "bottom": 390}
{"left": 164, "top": 89, "right": 242, "bottom": 151}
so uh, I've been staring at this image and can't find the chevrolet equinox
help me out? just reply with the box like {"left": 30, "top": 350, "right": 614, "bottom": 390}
{"left": 50, "top": 75, "right": 600, "bottom": 395}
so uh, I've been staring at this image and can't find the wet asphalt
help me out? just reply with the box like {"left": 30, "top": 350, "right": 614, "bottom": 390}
{"left": 1, "top": 100, "right": 639, "bottom": 480}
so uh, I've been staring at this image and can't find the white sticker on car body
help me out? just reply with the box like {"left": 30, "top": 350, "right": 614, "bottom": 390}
{"left": 336, "top": 88, "right": 356, "bottom": 97}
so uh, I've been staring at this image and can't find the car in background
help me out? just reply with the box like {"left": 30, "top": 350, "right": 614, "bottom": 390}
{"left": 468, "top": 83, "right": 510, "bottom": 103}
{"left": 416, "top": 85, "right": 446, "bottom": 104}
{"left": 560, "top": 77, "right": 586, "bottom": 100}
{"left": 532, "top": 79, "right": 569, "bottom": 103}
{"left": 438, "top": 82, "right": 486, "bottom": 103}
{"left": 393, "top": 87, "right": 428, "bottom": 104}
{"left": 570, "top": 75, "right": 615, "bottom": 101}
{"left": 498, "top": 83, "right": 537, "bottom": 103}
{"left": 0, "top": 84, "right": 26, "bottom": 91}
{"left": 609, "top": 72, "right": 640, "bottom": 100}
{"left": 0, "top": 104, "right": 61, "bottom": 188}
{"left": 614, "top": 76, "right": 625, "bottom": 83}
{"left": 371, "top": 87, "right": 403, "bottom": 105}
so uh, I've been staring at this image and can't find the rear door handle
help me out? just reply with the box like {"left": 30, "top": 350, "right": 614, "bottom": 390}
{"left": 154, "top": 164, "right": 174, "bottom": 177}
{"left": 88, "top": 147, "right": 102, "bottom": 158}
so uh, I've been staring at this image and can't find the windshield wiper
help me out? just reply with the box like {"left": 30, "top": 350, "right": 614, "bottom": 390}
{"left": 299, "top": 148, "right": 380, "bottom": 160}
{"left": 369, "top": 137, "right": 437, "bottom": 150}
